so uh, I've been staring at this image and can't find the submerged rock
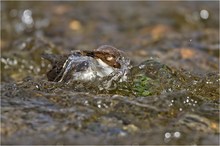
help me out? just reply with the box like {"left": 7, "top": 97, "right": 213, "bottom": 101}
{"left": 1, "top": 1, "right": 219, "bottom": 145}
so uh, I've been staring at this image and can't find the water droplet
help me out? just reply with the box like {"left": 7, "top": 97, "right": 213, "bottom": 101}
{"left": 22, "top": 9, "right": 33, "bottom": 25}
{"left": 174, "top": 131, "right": 181, "bottom": 138}
{"left": 1, "top": 58, "right": 7, "bottom": 64}
{"left": 103, "top": 103, "right": 108, "bottom": 108}
{"left": 29, "top": 65, "right": 34, "bottom": 70}
{"left": 84, "top": 100, "right": 89, "bottom": 106}
{"left": 193, "top": 80, "right": 198, "bottom": 85}
{"left": 139, "top": 64, "right": 145, "bottom": 69}
{"left": 36, "top": 67, "right": 41, "bottom": 73}
{"left": 97, "top": 100, "right": 102, "bottom": 108}
{"left": 200, "top": 9, "right": 209, "bottom": 20}
{"left": 165, "top": 132, "right": 171, "bottom": 138}
{"left": 206, "top": 81, "right": 212, "bottom": 84}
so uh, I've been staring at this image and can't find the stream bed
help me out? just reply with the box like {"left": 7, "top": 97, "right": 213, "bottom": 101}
{"left": 1, "top": 1, "right": 219, "bottom": 145}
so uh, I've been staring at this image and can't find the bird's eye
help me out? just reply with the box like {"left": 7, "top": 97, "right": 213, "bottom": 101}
{"left": 106, "top": 56, "right": 114, "bottom": 61}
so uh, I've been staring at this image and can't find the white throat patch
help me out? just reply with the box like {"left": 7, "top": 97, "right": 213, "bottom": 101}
{"left": 96, "top": 58, "right": 115, "bottom": 76}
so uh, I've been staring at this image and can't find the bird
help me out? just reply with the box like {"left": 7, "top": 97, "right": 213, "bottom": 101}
{"left": 42, "top": 45, "right": 130, "bottom": 83}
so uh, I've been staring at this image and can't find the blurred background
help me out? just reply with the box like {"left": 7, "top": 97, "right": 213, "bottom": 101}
{"left": 1, "top": 1, "right": 219, "bottom": 71}
{"left": 1, "top": 1, "right": 219, "bottom": 145}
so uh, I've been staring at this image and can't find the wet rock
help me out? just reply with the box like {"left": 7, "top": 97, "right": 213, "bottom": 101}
{"left": 1, "top": 1, "right": 219, "bottom": 145}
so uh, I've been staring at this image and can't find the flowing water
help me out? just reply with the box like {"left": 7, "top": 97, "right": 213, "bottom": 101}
{"left": 1, "top": 1, "right": 219, "bottom": 145}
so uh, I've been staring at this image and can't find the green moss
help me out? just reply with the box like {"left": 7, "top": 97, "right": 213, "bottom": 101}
{"left": 133, "top": 76, "right": 156, "bottom": 96}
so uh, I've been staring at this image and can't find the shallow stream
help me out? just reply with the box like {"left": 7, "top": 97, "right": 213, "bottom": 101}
{"left": 1, "top": 1, "right": 219, "bottom": 145}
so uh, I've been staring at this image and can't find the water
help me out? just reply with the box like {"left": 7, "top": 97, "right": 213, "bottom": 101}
{"left": 1, "top": 57, "right": 219, "bottom": 144}
{"left": 1, "top": 1, "right": 219, "bottom": 145}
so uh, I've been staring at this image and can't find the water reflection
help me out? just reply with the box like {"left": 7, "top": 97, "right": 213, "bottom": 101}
{"left": 164, "top": 131, "right": 181, "bottom": 143}
{"left": 1, "top": 1, "right": 219, "bottom": 145}
{"left": 200, "top": 9, "right": 209, "bottom": 20}
{"left": 21, "top": 9, "right": 33, "bottom": 25}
